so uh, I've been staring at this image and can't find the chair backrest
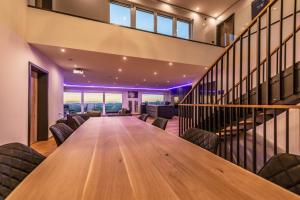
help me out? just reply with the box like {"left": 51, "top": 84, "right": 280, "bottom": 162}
{"left": 72, "top": 115, "right": 85, "bottom": 128}
{"left": 139, "top": 114, "right": 150, "bottom": 122}
{"left": 0, "top": 143, "right": 45, "bottom": 199}
{"left": 182, "top": 128, "right": 219, "bottom": 154}
{"left": 258, "top": 153, "right": 300, "bottom": 195}
{"left": 152, "top": 118, "right": 168, "bottom": 130}
{"left": 49, "top": 123, "right": 74, "bottom": 146}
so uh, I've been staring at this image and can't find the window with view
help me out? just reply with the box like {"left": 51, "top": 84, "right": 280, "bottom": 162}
{"left": 64, "top": 92, "right": 82, "bottom": 114}
{"left": 105, "top": 93, "right": 123, "bottom": 113}
{"left": 142, "top": 94, "right": 164, "bottom": 105}
{"left": 83, "top": 93, "right": 104, "bottom": 113}
{"left": 157, "top": 15, "right": 173, "bottom": 36}
{"left": 136, "top": 9, "right": 154, "bottom": 32}
{"left": 110, "top": 2, "right": 131, "bottom": 27}
{"left": 177, "top": 20, "right": 190, "bottom": 39}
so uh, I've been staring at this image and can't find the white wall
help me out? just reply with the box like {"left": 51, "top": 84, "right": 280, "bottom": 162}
{"left": 0, "top": 0, "right": 64, "bottom": 145}
{"left": 51, "top": 0, "right": 217, "bottom": 44}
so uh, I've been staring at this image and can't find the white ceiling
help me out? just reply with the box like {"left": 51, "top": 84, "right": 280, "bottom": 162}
{"left": 33, "top": 44, "right": 207, "bottom": 89}
{"left": 159, "top": 0, "right": 239, "bottom": 17}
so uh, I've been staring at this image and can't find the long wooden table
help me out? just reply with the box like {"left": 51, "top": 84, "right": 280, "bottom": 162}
{"left": 8, "top": 117, "right": 300, "bottom": 200}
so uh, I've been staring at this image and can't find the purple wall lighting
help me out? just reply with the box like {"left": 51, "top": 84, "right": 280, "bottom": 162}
{"left": 64, "top": 83, "right": 193, "bottom": 91}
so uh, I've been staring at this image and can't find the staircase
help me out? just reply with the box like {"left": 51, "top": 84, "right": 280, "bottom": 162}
{"left": 179, "top": 0, "right": 300, "bottom": 173}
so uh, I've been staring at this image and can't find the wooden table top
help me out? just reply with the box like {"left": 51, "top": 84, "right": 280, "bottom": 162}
{"left": 8, "top": 117, "right": 300, "bottom": 200}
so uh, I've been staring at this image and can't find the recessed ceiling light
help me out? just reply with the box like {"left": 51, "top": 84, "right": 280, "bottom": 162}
{"left": 123, "top": 56, "right": 127, "bottom": 61}
{"left": 60, "top": 48, "right": 66, "bottom": 53}
{"left": 83, "top": 74, "right": 86, "bottom": 78}
{"left": 73, "top": 68, "right": 84, "bottom": 75}
{"left": 154, "top": 72, "right": 158, "bottom": 75}
{"left": 118, "top": 68, "right": 123, "bottom": 72}
{"left": 115, "top": 77, "right": 119, "bottom": 80}
{"left": 167, "top": 80, "right": 170, "bottom": 83}
{"left": 143, "top": 78, "right": 147, "bottom": 82}
{"left": 168, "top": 62, "right": 173, "bottom": 66}
{"left": 73, "top": 64, "right": 77, "bottom": 68}
{"left": 205, "top": 67, "right": 209, "bottom": 70}
{"left": 183, "top": 74, "right": 186, "bottom": 78}
{"left": 196, "top": 7, "right": 200, "bottom": 11}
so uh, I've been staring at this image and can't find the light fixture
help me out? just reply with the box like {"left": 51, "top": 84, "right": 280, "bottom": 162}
{"left": 83, "top": 74, "right": 86, "bottom": 78}
{"left": 183, "top": 74, "right": 186, "bottom": 78}
{"left": 118, "top": 68, "right": 123, "bottom": 72}
{"left": 115, "top": 77, "right": 119, "bottom": 80}
{"left": 154, "top": 72, "right": 158, "bottom": 75}
{"left": 60, "top": 48, "right": 66, "bottom": 53}
{"left": 73, "top": 64, "right": 77, "bottom": 68}
{"left": 64, "top": 82, "right": 193, "bottom": 91}
{"left": 167, "top": 80, "right": 170, "bottom": 83}
{"left": 196, "top": 7, "right": 200, "bottom": 11}
{"left": 143, "top": 78, "right": 147, "bottom": 82}
{"left": 205, "top": 67, "right": 209, "bottom": 70}
{"left": 168, "top": 62, "right": 173, "bottom": 66}
{"left": 73, "top": 68, "right": 84, "bottom": 75}
{"left": 123, "top": 56, "right": 127, "bottom": 61}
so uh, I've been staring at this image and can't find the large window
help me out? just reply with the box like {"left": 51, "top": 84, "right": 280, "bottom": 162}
{"left": 142, "top": 94, "right": 164, "bottom": 105}
{"left": 157, "top": 15, "right": 173, "bottom": 36}
{"left": 83, "top": 93, "right": 104, "bottom": 112}
{"left": 177, "top": 20, "right": 190, "bottom": 39}
{"left": 110, "top": 2, "right": 131, "bottom": 27}
{"left": 64, "top": 92, "right": 82, "bottom": 114}
{"left": 105, "top": 93, "right": 123, "bottom": 113}
{"left": 136, "top": 9, "right": 154, "bottom": 32}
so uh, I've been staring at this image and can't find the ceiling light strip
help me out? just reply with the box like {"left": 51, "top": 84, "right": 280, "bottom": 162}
{"left": 64, "top": 83, "right": 192, "bottom": 91}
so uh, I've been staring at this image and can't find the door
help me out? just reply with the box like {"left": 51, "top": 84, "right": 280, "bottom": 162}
{"left": 30, "top": 71, "right": 38, "bottom": 145}
{"left": 28, "top": 63, "right": 49, "bottom": 146}
{"left": 217, "top": 15, "right": 235, "bottom": 47}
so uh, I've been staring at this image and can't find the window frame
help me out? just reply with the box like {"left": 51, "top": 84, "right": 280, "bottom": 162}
{"left": 109, "top": 1, "right": 132, "bottom": 27}
{"left": 135, "top": 8, "right": 155, "bottom": 32}
{"left": 176, "top": 19, "right": 191, "bottom": 39}
{"left": 156, "top": 14, "right": 174, "bottom": 36}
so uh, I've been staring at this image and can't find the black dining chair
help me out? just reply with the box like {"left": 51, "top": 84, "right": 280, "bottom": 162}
{"left": 0, "top": 143, "right": 45, "bottom": 199}
{"left": 138, "top": 114, "right": 150, "bottom": 122}
{"left": 258, "top": 153, "right": 300, "bottom": 195}
{"left": 182, "top": 128, "right": 219, "bottom": 154}
{"left": 49, "top": 123, "right": 74, "bottom": 146}
{"left": 72, "top": 115, "right": 85, "bottom": 129}
{"left": 152, "top": 118, "right": 168, "bottom": 130}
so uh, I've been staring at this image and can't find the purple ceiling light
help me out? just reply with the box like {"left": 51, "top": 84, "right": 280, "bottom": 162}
{"left": 64, "top": 83, "right": 192, "bottom": 91}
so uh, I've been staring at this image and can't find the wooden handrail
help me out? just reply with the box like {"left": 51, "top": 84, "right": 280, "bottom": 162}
{"left": 179, "top": 103, "right": 300, "bottom": 109}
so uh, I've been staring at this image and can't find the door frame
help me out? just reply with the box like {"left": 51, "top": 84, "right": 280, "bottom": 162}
{"left": 216, "top": 14, "right": 235, "bottom": 47}
{"left": 28, "top": 62, "right": 49, "bottom": 146}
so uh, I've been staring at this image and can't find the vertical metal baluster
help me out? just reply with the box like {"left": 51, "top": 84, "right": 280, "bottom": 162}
{"left": 274, "top": 109, "right": 278, "bottom": 155}
{"left": 286, "top": 109, "right": 289, "bottom": 153}
{"left": 252, "top": 108, "right": 257, "bottom": 173}
{"left": 247, "top": 28, "right": 251, "bottom": 105}
{"left": 224, "top": 106, "right": 227, "bottom": 159}
{"left": 236, "top": 107, "right": 240, "bottom": 165}
{"left": 230, "top": 106, "right": 233, "bottom": 162}
{"left": 292, "top": 0, "right": 297, "bottom": 94}
{"left": 243, "top": 107, "right": 247, "bottom": 169}
{"left": 206, "top": 75, "right": 209, "bottom": 131}
{"left": 278, "top": 0, "right": 283, "bottom": 101}
{"left": 256, "top": 17, "right": 261, "bottom": 105}
{"left": 263, "top": 108, "right": 267, "bottom": 164}
{"left": 266, "top": 7, "right": 271, "bottom": 104}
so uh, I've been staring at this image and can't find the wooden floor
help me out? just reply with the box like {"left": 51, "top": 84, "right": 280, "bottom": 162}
{"left": 31, "top": 116, "right": 179, "bottom": 157}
